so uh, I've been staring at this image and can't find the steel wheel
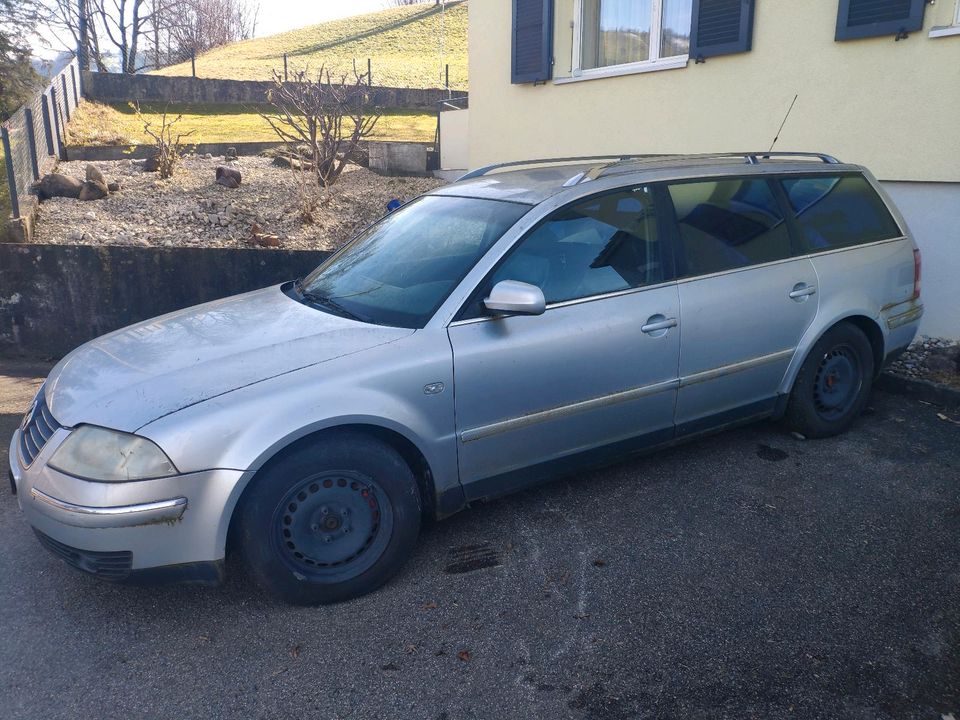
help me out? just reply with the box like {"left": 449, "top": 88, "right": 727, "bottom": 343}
{"left": 812, "top": 344, "right": 862, "bottom": 421}
{"left": 272, "top": 471, "right": 394, "bottom": 581}
{"left": 783, "top": 322, "right": 875, "bottom": 439}
{"left": 238, "top": 431, "right": 422, "bottom": 605}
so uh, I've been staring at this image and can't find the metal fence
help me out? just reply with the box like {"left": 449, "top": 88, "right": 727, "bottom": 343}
{"left": 2, "top": 59, "right": 82, "bottom": 220}
{"left": 170, "top": 51, "right": 468, "bottom": 92}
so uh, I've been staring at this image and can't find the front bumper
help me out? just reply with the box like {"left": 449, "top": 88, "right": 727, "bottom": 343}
{"left": 9, "top": 428, "right": 246, "bottom": 580}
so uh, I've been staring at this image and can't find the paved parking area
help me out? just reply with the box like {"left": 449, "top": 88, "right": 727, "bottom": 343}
{"left": 1, "top": 361, "right": 958, "bottom": 719}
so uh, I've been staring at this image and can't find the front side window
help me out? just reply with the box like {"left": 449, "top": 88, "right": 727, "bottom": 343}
{"left": 578, "top": 0, "right": 692, "bottom": 71}
{"left": 668, "top": 178, "right": 791, "bottom": 277}
{"left": 780, "top": 175, "right": 902, "bottom": 252}
{"left": 301, "top": 196, "right": 529, "bottom": 329}
{"left": 482, "top": 186, "right": 663, "bottom": 308}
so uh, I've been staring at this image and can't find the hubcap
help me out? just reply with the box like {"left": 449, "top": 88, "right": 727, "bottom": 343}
{"left": 273, "top": 471, "right": 393, "bottom": 578}
{"left": 813, "top": 345, "right": 861, "bottom": 420}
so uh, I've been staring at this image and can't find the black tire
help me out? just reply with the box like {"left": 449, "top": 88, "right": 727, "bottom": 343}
{"left": 238, "top": 431, "right": 421, "bottom": 605}
{"left": 783, "top": 322, "right": 875, "bottom": 439}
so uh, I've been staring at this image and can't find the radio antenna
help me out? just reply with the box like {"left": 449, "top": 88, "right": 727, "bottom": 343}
{"left": 769, "top": 94, "right": 798, "bottom": 152}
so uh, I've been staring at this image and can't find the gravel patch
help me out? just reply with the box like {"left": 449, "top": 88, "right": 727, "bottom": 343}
{"left": 887, "top": 335, "right": 960, "bottom": 390}
{"left": 33, "top": 157, "right": 446, "bottom": 251}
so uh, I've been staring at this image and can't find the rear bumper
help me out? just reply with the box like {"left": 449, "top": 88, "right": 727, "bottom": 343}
{"left": 882, "top": 300, "right": 923, "bottom": 365}
{"left": 10, "top": 428, "right": 246, "bottom": 578}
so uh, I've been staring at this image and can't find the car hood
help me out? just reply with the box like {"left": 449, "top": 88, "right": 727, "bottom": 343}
{"left": 44, "top": 285, "right": 413, "bottom": 431}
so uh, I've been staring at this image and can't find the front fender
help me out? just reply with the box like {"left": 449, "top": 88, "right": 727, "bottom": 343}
{"left": 137, "top": 329, "right": 458, "bottom": 555}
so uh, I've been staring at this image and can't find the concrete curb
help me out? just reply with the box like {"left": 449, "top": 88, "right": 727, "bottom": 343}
{"left": 876, "top": 371, "right": 960, "bottom": 408}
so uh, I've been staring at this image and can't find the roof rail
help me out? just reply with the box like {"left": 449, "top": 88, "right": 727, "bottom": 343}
{"left": 457, "top": 151, "right": 841, "bottom": 183}
{"left": 458, "top": 154, "right": 656, "bottom": 181}
{"left": 739, "top": 151, "right": 840, "bottom": 165}
{"left": 605, "top": 151, "right": 842, "bottom": 167}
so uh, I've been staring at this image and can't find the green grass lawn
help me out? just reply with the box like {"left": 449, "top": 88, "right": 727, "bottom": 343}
{"left": 66, "top": 101, "right": 437, "bottom": 146}
{"left": 152, "top": 1, "right": 467, "bottom": 89}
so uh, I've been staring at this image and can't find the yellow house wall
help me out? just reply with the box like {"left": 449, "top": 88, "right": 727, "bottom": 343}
{"left": 468, "top": 0, "right": 960, "bottom": 182}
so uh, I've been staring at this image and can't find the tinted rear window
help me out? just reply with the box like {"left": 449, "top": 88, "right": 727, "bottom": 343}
{"left": 781, "top": 175, "right": 902, "bottom": 251}
{"left": 667, "top": 178, "right": 791, "bottom": 277}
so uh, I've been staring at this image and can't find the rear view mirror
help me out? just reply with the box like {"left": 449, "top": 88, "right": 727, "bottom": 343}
{"left": 483, "top": 280, "right": 546, "bottom": 316}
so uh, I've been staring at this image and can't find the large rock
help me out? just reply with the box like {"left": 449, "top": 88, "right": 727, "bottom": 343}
{"left": 78, "top": 180, "right": 109, "bottom": 201}
{"left": 143, "top": 155, "right": 160, "bottom": 172}
{"left": 33, "top": 173, "right": 83, "bottom": 200}
{"left": 215, "top": 165, "right": 242, "bottom": 188}
{"left": 85, "top": 164, "right": 106, "bottom": 185}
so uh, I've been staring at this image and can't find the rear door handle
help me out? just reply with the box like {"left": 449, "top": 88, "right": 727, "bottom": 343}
{"left": 641, "top": 316, "right": 678, "bottom": 334}
{"left": 789, "top": 283, "right": 817, "bottom": 301}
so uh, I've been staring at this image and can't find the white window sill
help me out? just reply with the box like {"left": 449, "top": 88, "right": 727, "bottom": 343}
{"left": 554, "top": 56, "right": 689, "bottom": 85}
{"left": 929, "top": 25, "right": 960, "bottom": 38}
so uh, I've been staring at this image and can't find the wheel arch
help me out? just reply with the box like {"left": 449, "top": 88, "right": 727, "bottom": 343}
{"left": 224, "top": 423, "right": 450, "bottom": 557}
{"left": 780, "top": 312, "right": 886, "bottom": 400}
{"left": 842, "top": 315, "right": 885, "bottom": 379}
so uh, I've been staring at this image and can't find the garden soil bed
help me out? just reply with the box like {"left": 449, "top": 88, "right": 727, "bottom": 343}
{"left": 33, "top": 157, "right": 446, "bottom": 251}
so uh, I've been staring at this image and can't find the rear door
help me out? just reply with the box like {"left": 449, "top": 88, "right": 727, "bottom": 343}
{"left": 666, "top": 176, "right": 819, "bottom": 433}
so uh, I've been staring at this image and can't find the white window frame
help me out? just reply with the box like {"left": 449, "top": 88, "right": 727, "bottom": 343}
{"left": 928, "top": 0, "right": 960, "bottom": 37}
{"left": 560, "top": 0, "right": 689, "bottom": 84}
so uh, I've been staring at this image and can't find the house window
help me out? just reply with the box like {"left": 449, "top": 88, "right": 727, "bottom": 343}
{"left": 928, "top": 0, "right": 960, "bottom": 37}
{"left": 574, "top": 0, "right": 692, "bottom": 75}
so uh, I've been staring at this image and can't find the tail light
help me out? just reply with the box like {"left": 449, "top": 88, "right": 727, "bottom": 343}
{"left": 913, "top": 248, "right": 922, "bottom": 300}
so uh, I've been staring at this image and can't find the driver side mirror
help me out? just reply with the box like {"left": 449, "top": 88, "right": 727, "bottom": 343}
{"left": 483, "top": 280, "right": 546, "bottom": 316}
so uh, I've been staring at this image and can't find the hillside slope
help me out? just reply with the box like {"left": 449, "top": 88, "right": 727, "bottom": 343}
{"left": 153, "top": 1, "right": 467, "bottom": 89}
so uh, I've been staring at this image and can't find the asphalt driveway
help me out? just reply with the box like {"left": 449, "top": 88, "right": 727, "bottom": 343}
{"left": 1, "top": 360, "right": 958, "bottom": 719}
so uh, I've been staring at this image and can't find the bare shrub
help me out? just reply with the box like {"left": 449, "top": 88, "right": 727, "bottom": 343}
{"left": 295, "top": 163, "right": 331, "bottom": 224}
{"left": 132, "top": 102, "right": 194, "bottom": 179}
{"left": 260, "top": 63, "right": 382, "bottom": 188}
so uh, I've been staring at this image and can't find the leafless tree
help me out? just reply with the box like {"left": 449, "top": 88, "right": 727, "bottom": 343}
{"left": 260, "top": 64, "right": 382, "bottom": 188}
{"left": 164, "top": 0, "right": 258, "bottom": 64}
{"left": 43, "top": 0, "right": 108, "bottom": 71}
{"left": 38, "top": 0, "right": 258, "bottom": 73}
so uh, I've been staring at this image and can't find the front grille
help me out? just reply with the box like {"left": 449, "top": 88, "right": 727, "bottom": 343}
{"left": 18, "top": 390, "right": 62, "bottom": 466}
{"left": 34, "top": 529, "right": 133, "bottom": 580}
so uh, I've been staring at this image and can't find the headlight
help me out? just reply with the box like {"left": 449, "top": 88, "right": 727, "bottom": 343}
{"left": 48, "top": 426, "right": 178, "bottom": 482}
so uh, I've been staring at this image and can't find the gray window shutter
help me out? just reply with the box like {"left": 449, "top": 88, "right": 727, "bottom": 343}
{"left": 512, "top": 0, "right": 553, "bottom": 84}
{"left": 835, "top": 0, "right": 926, "bottom": 41}
{"left": 690, "top": 0, "right": 756, "bottom": 61}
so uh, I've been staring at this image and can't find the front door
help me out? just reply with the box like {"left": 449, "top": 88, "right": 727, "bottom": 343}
{"left": 665, "top": 176, "right": 819, "bottom": 433}
{"left": 447, "top": 185, "right": 681, "bottom": 497}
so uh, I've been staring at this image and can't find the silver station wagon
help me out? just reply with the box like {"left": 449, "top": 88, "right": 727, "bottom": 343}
{"left": 9, "top": 152, "right": 924, "bottom": 604}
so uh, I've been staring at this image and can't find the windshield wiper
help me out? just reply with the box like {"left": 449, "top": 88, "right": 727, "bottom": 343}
{"left": 294, "top": 279, "right": 368, "bottom": 323}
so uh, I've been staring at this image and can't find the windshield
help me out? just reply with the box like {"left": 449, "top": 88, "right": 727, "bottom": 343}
{"left": 300, "top": 195, "right": 530, "bottom": 328}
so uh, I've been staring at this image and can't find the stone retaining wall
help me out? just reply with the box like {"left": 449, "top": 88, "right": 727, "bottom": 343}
{"left": 0, "top": 243, "right": 329, "bottom": 358}
{"left": 82, "top": 72, "right": 461, "bottom": 110}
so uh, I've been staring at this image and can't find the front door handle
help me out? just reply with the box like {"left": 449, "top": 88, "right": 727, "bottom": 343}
{"left": 789, "top": 283, "right": 817, "bottom": 301}
{"left": 641, "top": 316, "right": 678, "bottom": 335}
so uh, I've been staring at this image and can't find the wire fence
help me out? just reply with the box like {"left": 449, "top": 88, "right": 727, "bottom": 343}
{"left": 172, "top": 52, "right": 468, "bottom": 92}
{"left": 2, "top": 59, "right": 82, "bottom": 221}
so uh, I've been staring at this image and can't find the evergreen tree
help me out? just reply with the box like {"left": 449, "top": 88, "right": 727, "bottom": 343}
{"left": 0, "top": 0, "right": 40, "bottom": 120}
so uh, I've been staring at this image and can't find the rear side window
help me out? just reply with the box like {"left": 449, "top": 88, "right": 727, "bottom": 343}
{"left": 781, "top": 174, "right": 902, "bottom": 252}
{"left": 667, "top": 178, "right": 791, "bottom": 277}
